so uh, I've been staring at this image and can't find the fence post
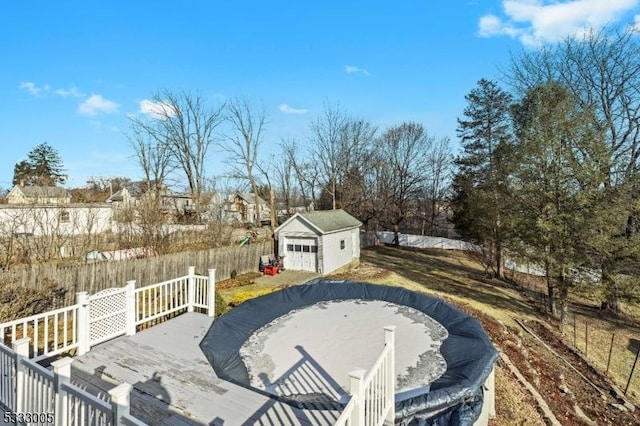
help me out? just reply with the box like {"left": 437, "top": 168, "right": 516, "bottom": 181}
{"left": 625, "top": 347, "right": 640, "bottom": 395}
{"left": 384, "top": 325, "right": 396, "bottom": 424}
{"left": 187, "top": 266, "right": 195, "bottom": 313}
{"left": 12, "top": 337, "right": 30, "bottom": 413}
{"left": 52, "top": 357, "right": 73, "bottom": 425}
{"left": 348, "top": 370, "right": 366, "bottom": 426}
{"left": 76, "top": 291, "right": 90, "bottom": 355}
{"left": 207, "top": 269, "right": 216, "bottom": 318}
{"left": 606, "top": 333, "right": 616, "bottom": 375}
{"left": 585, "top": 321, "right": 589, "bottom": 357}
{"left": 126, "top": 280, "right": 136, "bottom": 336}
{"left": 109, "top": 382, "right": 133, "bottom": 426}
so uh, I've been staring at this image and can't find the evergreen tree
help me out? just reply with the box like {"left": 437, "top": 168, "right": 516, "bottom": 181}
{"left": 511, "top": 82, "right": 610, "bottom": 319}
{"left": 12, "top": 143, "right": 67, "bottom": 186}
{"left": 451, "top": 79, "right": 514, "bottom": 278}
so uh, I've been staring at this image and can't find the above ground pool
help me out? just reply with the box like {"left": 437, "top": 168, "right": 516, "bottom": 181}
{"left": 200, "top": 279, "right": 497, "bottom": 425}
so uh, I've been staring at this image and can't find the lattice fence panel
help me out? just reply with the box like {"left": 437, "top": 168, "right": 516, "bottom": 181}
{"left": 89, "top": 287, "right": 127, "bottom": 346}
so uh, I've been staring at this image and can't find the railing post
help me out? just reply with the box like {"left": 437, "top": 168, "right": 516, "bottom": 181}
{"left": 207, "top": 268, "right": 216, "bottom": 318}
{"left": 187, "top": 266, "right": 195, "bottom": 313}
{"left": 384, "top": 325, "right": 396, "bottom": 424}
{"left": 348, "top": 369, "right": 366, "bottom": 426}
{"left": 76, "top": 291, "right": 90, "bottom": 355}
{"left": 52, "top": 357, "right": 73, "bottom": 425}
{"left": 108, "top": 382, "right": 133, "bottom": 426}
{"left": 13, "top": 337, "right": 30, "bottom": 413}
{"left": 487, "top": 365, "right": 496, "bottom": 418}
{"left": 126, "top": 280, "right": 137, "bottom": 336}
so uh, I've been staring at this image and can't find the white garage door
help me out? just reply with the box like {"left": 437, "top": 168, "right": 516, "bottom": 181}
{"left": 285, "top": 238, "right": 318, "bottom": 272}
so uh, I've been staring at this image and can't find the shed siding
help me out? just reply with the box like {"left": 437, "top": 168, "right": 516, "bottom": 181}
{"left": 320, "top": 229, "right": 358, "bottom": 274}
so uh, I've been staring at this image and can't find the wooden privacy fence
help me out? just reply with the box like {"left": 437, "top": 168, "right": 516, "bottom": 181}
{"left": 0, "top": 240, "right": 271, "bottom": 305}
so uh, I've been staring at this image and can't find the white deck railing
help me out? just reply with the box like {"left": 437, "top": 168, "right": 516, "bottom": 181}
{"left": 1, "top": 337, "right": 148, "bottom": 426}
{"left": 0, "top": 304, "right": 79, "bottom": 361}
{"left": 335, "top": 326, "right": 396, "bottom": 426}
{"left": 0, "top": 267, "right": 216, "bottom": 360}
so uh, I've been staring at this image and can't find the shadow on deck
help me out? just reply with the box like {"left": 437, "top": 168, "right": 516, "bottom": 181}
{"left": 70, "top": 312, "right": 338, "bottom": 425}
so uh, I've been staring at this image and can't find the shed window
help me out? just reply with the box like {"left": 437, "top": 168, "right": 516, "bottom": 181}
{"left": 294, "top": 245, "right": 302, "bottom": 252}
{"left": 287, "top": 244, "right": 294, "bottom": 251}
{"left": 311, "top": 246, "right": 318, "bottom": 253}
{"left": 340, "top": 240, "right": 345, "bottom": 250}
{"left": 303, "top": 245, "right": 310, "bottom": 253}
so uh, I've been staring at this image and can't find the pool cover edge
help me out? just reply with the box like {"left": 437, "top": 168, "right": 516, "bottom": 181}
{"left": 200, "top": 279, "right": 498, "bottom": 425}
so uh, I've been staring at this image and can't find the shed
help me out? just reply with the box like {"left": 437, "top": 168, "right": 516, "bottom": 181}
{"left": 274, "top": 209, "right": 362, "bottom": 274}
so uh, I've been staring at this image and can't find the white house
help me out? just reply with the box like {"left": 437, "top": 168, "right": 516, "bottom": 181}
{"left": 274, "top": 209, "right": 362, "bottom": 274}
{"left": 6, "top": 185, "right": 71, "bottom": 205}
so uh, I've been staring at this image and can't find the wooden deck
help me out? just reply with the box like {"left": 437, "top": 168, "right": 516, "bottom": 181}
{"left": 70, "top": 313, "right": 339, "bottom": 426}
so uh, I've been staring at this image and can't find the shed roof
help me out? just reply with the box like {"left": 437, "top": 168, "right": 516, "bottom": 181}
{"left": 276, "top": 209, "right": 361, "bottom": 235}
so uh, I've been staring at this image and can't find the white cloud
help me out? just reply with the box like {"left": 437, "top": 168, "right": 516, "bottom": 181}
{"left": 632, "top": 13, "right": 640, "bottom": 30}
{"left": 478, "top": 0, "right": 640, "bottom": 46}
{"left": 345, "top": 65, "right": 371, "bottom": 76}
{"left": 278, "top": 104, "right": 309, "bottom": 115}
{"left": 78, "top": 94, "right": 119, "bottom": 116}
{"left": 19, "top": 81, "right": 50, "bottom": 96}
{"left": 139, "top": 99, "right": 177, "bottom": 119}
{"left": 54, "top": 86, "right": 83, "bottom": 98}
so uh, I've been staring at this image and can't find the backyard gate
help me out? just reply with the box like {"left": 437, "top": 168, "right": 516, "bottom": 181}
{"left": 89, "top": 287, "right": 128, "bottom": 346}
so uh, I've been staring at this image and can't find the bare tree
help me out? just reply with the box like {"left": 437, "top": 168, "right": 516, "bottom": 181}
{"left": 377, "top": 122, "right": 433, "bottom": 243}
{"left": 424, "top": 137, "right": 452, "bottom": 236}
{"left": 130, "top": 90, "right": 225, "bottom": 217}
{"left": 127, "top": 119, "right": 175, "bottom": 199}
{"left": 222, "top": 98, "right": 267, "bottom": 227}
{"left": 281, "top": 138, "right": 318, "bottom": 211}
{"left": 310, "top": 103, "right": 349, "bottom": 210}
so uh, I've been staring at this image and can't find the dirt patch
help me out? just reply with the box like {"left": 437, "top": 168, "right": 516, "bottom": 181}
{"left": 329, "top": 262, "right": 390, "bottom": 281}
{"left": 451, "top": 298, "right": 638, "bottom": 425}
{"left": 216, "top": 272, "right": 262, "bottom": 290}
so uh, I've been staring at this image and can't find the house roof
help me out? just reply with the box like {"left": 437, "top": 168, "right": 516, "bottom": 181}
{"left": 276, "top": 209, "right": 362, "bottom": 235}
{"left": 236, "top": 192, "right": 268, "bottom": 206}
{"left": 13, "top": 185, "right": 69, "bottom": 199}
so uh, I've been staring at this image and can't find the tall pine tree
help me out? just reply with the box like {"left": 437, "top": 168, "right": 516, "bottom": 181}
{"left": 12, "top": 143, "right": 67, "bottom": 186}
{"left": 451, "top": 79, "right": 514, "bottom": 278}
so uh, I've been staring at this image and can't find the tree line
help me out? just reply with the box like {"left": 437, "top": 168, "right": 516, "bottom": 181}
{"left": 452, "top": 27, "right": 640, "bottom": 319}
{"left": 127, "top": 94, "right": 454, "bottom": 237}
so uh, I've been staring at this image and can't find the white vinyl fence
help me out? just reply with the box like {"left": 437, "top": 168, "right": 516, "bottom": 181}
{"left": 335, "top": 326, "right": 396, "bottom": 426}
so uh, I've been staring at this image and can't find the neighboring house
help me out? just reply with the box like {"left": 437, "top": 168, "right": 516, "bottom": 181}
{"left": 0, "top": 204, "right": 113, "bottom": 237}
{"left": 6, "top": 185, "right": 71, "bottom": 205}
{"left": 106, "top": 181, "right": 157, "bottom": 207}
{"left": 274, "top": 209, "right": 362, "bottom": 274}
{"left": 224, "top": 192, "right": 271, "bottom": 224}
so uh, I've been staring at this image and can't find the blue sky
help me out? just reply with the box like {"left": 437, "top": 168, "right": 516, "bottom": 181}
{"left": 1, "top": 1, "right": 639, "bottom": 190}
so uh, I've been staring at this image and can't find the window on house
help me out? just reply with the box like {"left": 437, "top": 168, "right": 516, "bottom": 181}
{"left": 311, "top": 246, "right": 318, "bottom": 253}
{"left": 294, "top": 245, "right": 302, "bottom": 252}
{"left": 59, "top": 210, "right": 70, "bottom": 223}
{"left": 287, "top": 244, "right": 294, "bottom": 251}
{"left": 340, "top": 240, "right": 345, "bottom": 250}
{"left": 303, "top": 245, "right": 310, "bottom": 253}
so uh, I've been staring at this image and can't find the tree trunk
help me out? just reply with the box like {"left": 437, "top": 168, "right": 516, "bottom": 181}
{"left": 495, "top": 242, "right": 503, "bottom": 279}
{"left": 601, "top": 266, "right": 620, "bottom": 315}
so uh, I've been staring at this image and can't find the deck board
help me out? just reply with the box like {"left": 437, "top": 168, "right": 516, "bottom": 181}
{"left": 70, "top": 312, "right": 338, "bottom": 425}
